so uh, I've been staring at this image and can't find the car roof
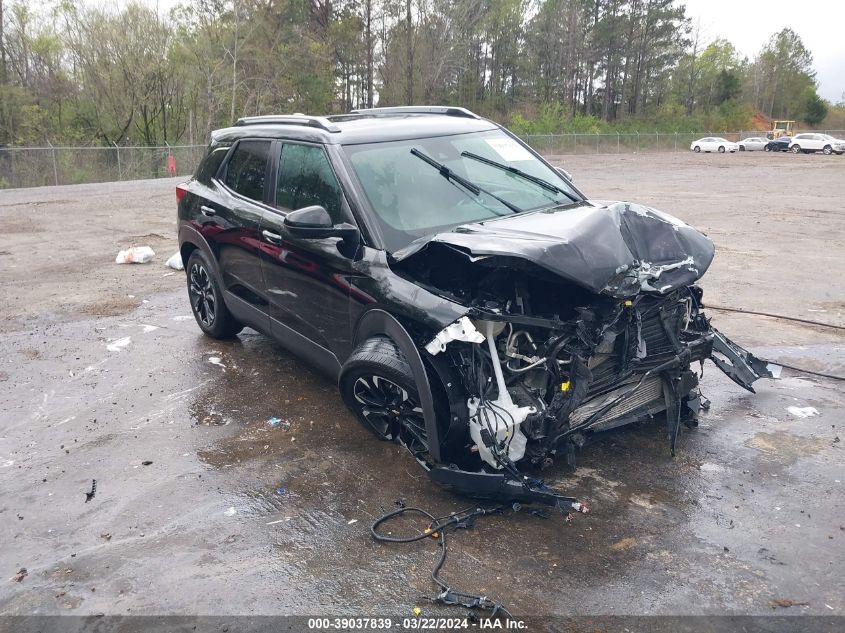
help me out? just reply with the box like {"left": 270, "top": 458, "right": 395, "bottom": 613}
{"left": 210, "top": 107, "right": 501, "bottom": 145}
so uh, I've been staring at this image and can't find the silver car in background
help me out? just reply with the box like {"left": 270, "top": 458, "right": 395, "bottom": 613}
{"left": 738, "top": 137, "right": 768, "bottom": 151}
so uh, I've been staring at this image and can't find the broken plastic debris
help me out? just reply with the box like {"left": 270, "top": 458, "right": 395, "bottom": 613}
{"left": 208, "top": 356, "right": 226, "bottom": 369}
{"left": 106, "top": 337, "right": 131, "bottom": 352}
{"left": 224, "top": 507, "right": 237, "bottom": 516}
{"left": 424, "top": 316, "right": 485, "bottom": 356}
{"left": 786, "top": 406, "right": 819, "bottom": 418}
{"left": 347, "top": 519, "right": 358, "bottom": 525}
{"left": 267, "top": 416, "right": 291, "bottom": 430}
{"left": 165, "top": 252, "right": 184, "bottom": 270}
{"left": 115, "top": 246, "right": 155, "bottom": 264}
{"left": 84, "top": 479, "right": 97, "bottom": 503}
{"left": 275, "top": 487, "right": 286, "bottom": 495}
{"left": 767, "top": 363, "right": 783, "bottom": 379}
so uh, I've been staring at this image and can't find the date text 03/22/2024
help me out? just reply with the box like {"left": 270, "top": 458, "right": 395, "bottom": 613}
{"left": 306, "top": 617, "right": 528, "bottom": 629}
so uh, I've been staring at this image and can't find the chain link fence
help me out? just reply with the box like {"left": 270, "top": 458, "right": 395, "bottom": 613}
{"left": 0, "top": 144, "right": 207, "bottom": 189}
{"left": 522, "top": 130, "right": 845, "bottom": 156}
{"left": 2, "top": 130, "right": 845, "bottom": 189}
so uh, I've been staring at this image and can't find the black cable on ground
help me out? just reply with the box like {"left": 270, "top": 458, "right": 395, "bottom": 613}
{"left": 764, "top": 360, "right": 845, "bottom": 382}
{"left": 708, "top": 305, "right": 845, "bottom": 332}
{"left": 704, "top": 304, "right": 845, "bottom": 380}
{"left": 371, "top": 505, "right": 513, "bottom": 618}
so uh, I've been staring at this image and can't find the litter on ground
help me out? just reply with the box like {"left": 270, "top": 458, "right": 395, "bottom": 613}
{"left": 165, "top": 252, "right": 184, "bottom": 270}
{"left": 786, "top": 406, "right": 819, "bottom": 418}
{"left": 115, "top": 246, "right": 155, "bottom": 264}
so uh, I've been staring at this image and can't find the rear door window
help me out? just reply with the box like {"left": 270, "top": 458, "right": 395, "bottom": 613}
{"left": 276, "top": 143, "right": 345, "bottom": 223}
{"left": 223, "top": 140, "right": 271, "bottom": 202}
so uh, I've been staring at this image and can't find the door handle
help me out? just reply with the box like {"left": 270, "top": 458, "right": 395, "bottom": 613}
{"left": 200, "top": 205, "right": 216, "bottom": 217}
{"left": 262, "top": 230, "right": 282, "bottom": 244}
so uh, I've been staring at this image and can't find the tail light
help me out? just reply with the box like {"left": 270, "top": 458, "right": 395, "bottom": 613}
{"left": 176, "top": 183, "right": 189, "bottom": 202}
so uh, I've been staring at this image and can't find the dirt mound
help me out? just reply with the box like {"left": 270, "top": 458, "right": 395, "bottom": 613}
{"left": 751, "top": 112, "right": 772, "bottom": 131}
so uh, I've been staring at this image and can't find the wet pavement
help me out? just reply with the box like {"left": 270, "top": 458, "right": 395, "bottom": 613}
{"left": 1, "top": 155, "right": 844, "bottom": 619}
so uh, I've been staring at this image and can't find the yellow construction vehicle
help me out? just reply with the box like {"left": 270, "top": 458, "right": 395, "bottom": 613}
{"left": 770, "top": 120, "right": 795, "bottom": 138}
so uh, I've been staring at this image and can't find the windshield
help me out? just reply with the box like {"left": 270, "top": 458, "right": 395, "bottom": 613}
{"left": 343, "top": 130, "right": 579, "bottom": 252}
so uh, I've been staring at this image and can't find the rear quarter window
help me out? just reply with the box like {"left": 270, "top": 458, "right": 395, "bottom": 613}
{"left": 195, "top": 144, "right": 231, "bottom": 184}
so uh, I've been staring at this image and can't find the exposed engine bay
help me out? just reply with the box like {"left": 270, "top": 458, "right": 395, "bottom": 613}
{"left": 386, "top": 202, "right": 775, "bottom": 510}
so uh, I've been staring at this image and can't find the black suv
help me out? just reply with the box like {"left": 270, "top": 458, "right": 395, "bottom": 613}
{"left": 177, "top": 106, "right": 772, "bottom": 509}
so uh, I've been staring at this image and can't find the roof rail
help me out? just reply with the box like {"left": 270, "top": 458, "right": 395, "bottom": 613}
{"left": 347, "top": 106, "right": 481, "bottom": 120}
{"left": 234, "top": 114, "right": 341, "bottom": 133}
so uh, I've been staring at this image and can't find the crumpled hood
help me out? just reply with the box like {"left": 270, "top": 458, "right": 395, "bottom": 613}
{"left": 393, "top": 201, "right": 715, "bottom": 298}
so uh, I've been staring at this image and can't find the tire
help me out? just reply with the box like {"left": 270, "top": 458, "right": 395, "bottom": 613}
{"left": 693, "top": 146, "right": 700, "bottom": 153}
{"left": 791, "top": 145, "right": 801, "bottom": 154}
{"left": 186, "top": 250, "right": 244, "bottom": 339}
{"left": 339, "top": 337, "right": 429, "bottom": 444}
{"left": 764, "top": 145, "right": 772, "bottom": 152}
{"left": 823, "top": 145, "right": 833, "bottom": 155}
{"left": 739, "top": 145, "right": 745, "bottom": 151}
{"left": 718, "top": 146, "right": 725, "bottom": 153}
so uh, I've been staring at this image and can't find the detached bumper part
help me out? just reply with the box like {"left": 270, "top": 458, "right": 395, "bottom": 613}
{"left": 710, "top": 328, "right": 776, "bottom": 392}
{"left": 428, "top": 465, "right": 585, "bottom": 513}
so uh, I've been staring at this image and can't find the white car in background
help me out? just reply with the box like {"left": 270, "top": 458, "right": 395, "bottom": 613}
{"left": 738, "top": 137, "right": 768, "bottom": 151}
{"left": 789, "top": 133, "right": 845, "bottom": 155}
{"left": 690, "top": 137, "right": 739, "bottom": 153}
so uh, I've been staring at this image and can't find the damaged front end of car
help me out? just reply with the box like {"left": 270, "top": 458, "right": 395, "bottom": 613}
{"left": 384, "top": 201, "right": 774, "bottom": 511}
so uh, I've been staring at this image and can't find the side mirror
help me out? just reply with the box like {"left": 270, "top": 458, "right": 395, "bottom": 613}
{"left": 284, "top": 205, "right": 359, "bottom": 244}
{"left": 555, "top": 166, "right": 573, "bottom": 182}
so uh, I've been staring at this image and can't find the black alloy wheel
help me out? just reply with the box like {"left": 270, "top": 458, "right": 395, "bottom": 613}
{"left": 185, "top": 250, "right": 243, "bottom": 339}
{"left": 351, "top": 374, "right": 426, "bottom": 442}
{"left": 189, "top": 262, "right": 216, "bottom": 327}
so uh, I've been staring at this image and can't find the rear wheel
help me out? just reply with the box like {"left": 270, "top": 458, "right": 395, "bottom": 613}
{"left": 340, "top": 337, "right": 428, "bottom": 445}
{"left": 186, "top": 250, "right": 243, "bottom": 339}
{"left": 718, "top": 146, "right": 725, "bottom": 153}
{"left": 764, "top": 145, "right": 772, "bottom": 152}
{"left": 823, "top": 145, "right": 833, "bottom": 155}
{"left": 791, "top": 145, "right": 802, "bottom": 154}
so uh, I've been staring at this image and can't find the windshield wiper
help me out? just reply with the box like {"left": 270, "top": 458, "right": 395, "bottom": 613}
{"left": 460, "top": 150, "right": 578, "bottom": 203}
{"left": 410, "top": 148, "right": 524, "bottom": 214}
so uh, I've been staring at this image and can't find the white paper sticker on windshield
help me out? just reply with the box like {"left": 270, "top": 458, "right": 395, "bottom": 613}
{"left": 484, "top": 138, "right": 534, "bottom": 162}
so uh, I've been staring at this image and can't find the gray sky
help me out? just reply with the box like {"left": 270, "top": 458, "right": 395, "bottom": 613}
{"left": 679, "top": 0, "right": 845, "bottom": 102}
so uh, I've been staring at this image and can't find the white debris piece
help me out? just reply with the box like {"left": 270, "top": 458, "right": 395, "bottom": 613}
{"left": 208, "top": 356, "right": 226, "bottom": 369}
{"left": 425, "top": 316, "right": 485, "bottom": 356}
{"left": 224, "top": 507, "right": 237, "bottom": 516}
{"left": 115, "top": 246, "right": 155, "bottom": 264}
{"left": 106, "top": 336, "right": 132, "bottom": 352}
{"left": 786, "top": 406, "right": 819, "bottom": 418}
{"left": 165, "top": 252, "right": 184, "bottom": 270}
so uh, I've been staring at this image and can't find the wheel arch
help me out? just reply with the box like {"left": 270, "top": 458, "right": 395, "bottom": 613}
{"left": 179, "top": 225, "right": 221, "bottom": 279}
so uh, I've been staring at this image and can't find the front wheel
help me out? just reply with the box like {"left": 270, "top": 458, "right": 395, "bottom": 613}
{"left": 718, "top": 146, "right": 725, "bottom": 153}
{"left": 339, "top": 337, "right": 428, "bottom": 444}
{"left": 739, "top": 145, "right": 745, "bottom": 151}
{"left": 764, "top": 145, "right": 772, "bottom": 152}
{"left": 693, "top": 146, "right": 700, "bottom": 153}
{"left": 823, "top": 145, "right": 833, "bottom": 155}
{"left": 186, "top": 250, "right": 244, "bottom": 339}
{"left": 791, "top": 145, "right": 802, "bottom": 154}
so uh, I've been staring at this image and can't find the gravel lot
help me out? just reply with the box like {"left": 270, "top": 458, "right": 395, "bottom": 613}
{"left": 1, "top": 152, "right": 843, "bottom": 623}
